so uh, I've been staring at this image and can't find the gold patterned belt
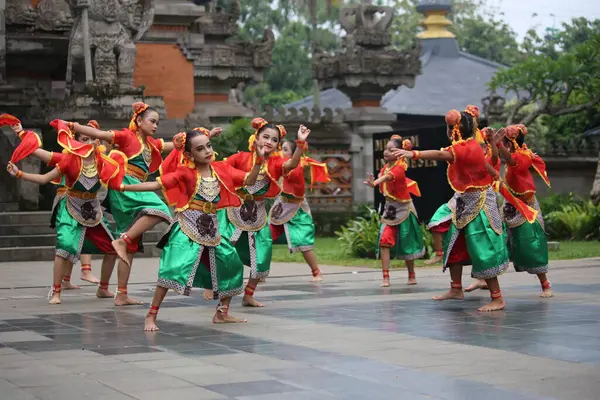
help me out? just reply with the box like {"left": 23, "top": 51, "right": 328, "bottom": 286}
{"left": 188, "top": 199, "right": 217, "bottom": 214}
{"left": 236, "top": 191, "right": 265, "bottom": 202}
{"left": 67, "top": 190, "right": 97, "bottom": 200}
{"left": 283, "top": 195, "right": 305, "bottom": 204}
{"left": 126, "top": 164, "right": 148, "bottom": 181}
{"left": 56, "top": 187, "right": 67, "bottom": 196}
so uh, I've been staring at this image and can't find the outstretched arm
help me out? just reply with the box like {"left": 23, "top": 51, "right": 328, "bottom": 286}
{"left": 283, "top": 125, "right": 310, "bottom": 173}
{"left": 10, "top": 123, "right": 53, "bottom": 164}
{"left": 363, "top": 172, "right": 391, "bottom": 187}
{"left": 162, "top": 127, "right": 222, "bottom": 154}
{"left": 121, "top": 181, "right": 161, "bottom": 192}
{"left": 392, "top": 149, "right": 454, "bottom": 162}
{"left": 71, "top": 122, "right": 113, "bottom": 142}
{"left": 6, "top": 162, "right": 60, "bottom": 185}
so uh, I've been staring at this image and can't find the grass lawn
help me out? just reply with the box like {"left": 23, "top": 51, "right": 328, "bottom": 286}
{"left": 272, "top": 237, "right": 600, "bottom": 268}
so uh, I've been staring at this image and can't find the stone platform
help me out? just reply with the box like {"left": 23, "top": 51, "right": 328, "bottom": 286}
{"left": 0, "top": 258, "right": 599, "bottom": 399}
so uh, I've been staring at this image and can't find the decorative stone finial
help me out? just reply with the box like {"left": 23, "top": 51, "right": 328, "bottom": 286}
{"left": 416, "top": 0, "right": 455, "bottom": 39}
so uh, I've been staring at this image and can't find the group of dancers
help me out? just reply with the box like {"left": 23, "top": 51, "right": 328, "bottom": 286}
{"left": 367, "top": 105, "right": 552, "bottom": 312}
{"left": 2, "top": 101, "right": 551, "bottom": 330}
{"left": 3, "top": 105, "right": 329, "bottom": 330}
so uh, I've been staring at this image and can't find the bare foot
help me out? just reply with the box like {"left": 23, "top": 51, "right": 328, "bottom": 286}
{"left": 114, "top": 293, "right": 143, "bottom": 306}
{"left": 80, "top": 270, "right": 100, "bottom": 284}
{"left": 433, "top": 288, "right": 464, "bottom": 301}
{"left": 259, "top": 277, "right": 266, "bottom": 283}
{"left": 424, "top": 254, "right": 443, "bottom": 265}
{"left": 242, "top": 295, "right": 264, "bottom": 307}
{"left": 213, "top": 312, "right": 247, "bottom": 324}
{"left": 407, "top": 277, "right": 417, "bottom": 285}
{"left": 61, "top": 281, "right": 80, "bottom": 290}
{"left": 111, "top": 239, "right": 130, "bottom": 267}
{"left": 311, "top": 273, "right": 323, "bottom": 283}
{"left": 144, "top": 314, "right": 159, "bottom": 331}
{"left": 203, "top": 289, "right": 214, "bottom": 301}
{"left": 49, "top": 293, "right": 61, "bottom": 305}
{"left": 464, "top": 279, "right": 488, "bottom": 293}
{"left": 380, "top": 278, "right": 390, "bottom": 287}
{"left": 478, "top": 297, "right": 506, "bottom": 312}
{"left": 96, "top": 287, "right": 115, "bottom": 298}
{"left": 540, "top": 287, "right": 553, "bottom": 298}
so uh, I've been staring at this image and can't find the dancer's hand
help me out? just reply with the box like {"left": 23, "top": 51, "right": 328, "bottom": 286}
{"left": 209, "top": 127, "right": 223, "bottom": 138}
{"left": 363, "top": 173, "right": 376, "bottom": 187}
{"left": 173, "top": 132, "right": 186, "bottom": 150}
{"left": 392, "top": 149, "right": 413, "bottom": 159}
{"left": 494, "top": 128, "right": 506, "bottom": 145}
{"left": 6, "top": 162, "right": 20, "bottom": 177}
{"left": 10, "top": 123, "right": 23, "bottom": 134}
{"left": 255, "top": 143, "right": 266, "bottom": 159}
{"left": 297, "top": 125, "right": 311, "bottom": 142}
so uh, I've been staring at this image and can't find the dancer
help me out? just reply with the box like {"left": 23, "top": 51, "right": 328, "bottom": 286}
{"left": 6, "top": 120, "right": 122, "bottom": 304}
{"left": 269, "top": 139, "right": 330, "bottom": 282}
{"left": 393, "top": 109, "right": 509, "bottom": 312}
{"left": 64, "top": 103, "right": 220, "bottom": 305}
{"left": 364, "top": 135, "right": 424, "bottom": 287}
{"left": 219, "top": 118, "right": 311, "bottom": 307}
{"left": 118, "top": 129, "right": 265, "bottom": 330}
{"left": 499, "top": 124, "right": 552, "bottom": 297}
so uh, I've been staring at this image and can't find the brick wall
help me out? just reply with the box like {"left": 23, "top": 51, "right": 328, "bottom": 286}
{"left": 133, "top": 43, "right": 194, "bottom": 119}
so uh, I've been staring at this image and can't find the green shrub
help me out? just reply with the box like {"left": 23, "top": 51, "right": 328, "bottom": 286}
{"left": 421, "top": 224, "right": 434, "bottom": 259}
{"left": 335, "top": 207, "right": 381, "bottom": 258}
{"left": 546, "top": 201, "right": 600, "bottom": 241}
{"left": 539, "top": 193, "right": 584, "bottom": 216}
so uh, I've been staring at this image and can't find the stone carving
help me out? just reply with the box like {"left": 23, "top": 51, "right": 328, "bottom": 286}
{"left": 5, "top": 0, "right": 37, "bottom": 26}
{"left": 193, "top": 0, "right": 240, "bottom": 37}
{"left": 36, "top": 0, "right": 72, "bottom": 31}
{"left": 65, "top": 0, "right": 155, "bottom": 92}
{"left": 481, "top": 89, "right": 506, "bottom": 125}
{"left": 313, "top": 3, "right": 421, "bottom": 102}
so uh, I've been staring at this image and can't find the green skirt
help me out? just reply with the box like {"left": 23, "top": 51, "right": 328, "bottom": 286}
{"left": 508, "top": 221, "right": 548, "bottom": 274}
{"left": 157, "top": 222, "right": 244, "bottom": 299}
{"left": 55, "top": 199, "right": 117, "bottom": 264}
{"left": 377, "top": 213, "right": 425, "bottom": 260}
{"left": 427, "top": 203, "right": 452, "bottom": 229}
{"left": 105, "top": 175, "right": 172, "bottom": 241}
{"left": 218, "top": 209, "right": 272, "bottom": 279}
{"left": 277, "top": 208, "right": 315, "bottom": 253}
{"left": 443, "top": 210, "right": 510, "bottom": 279}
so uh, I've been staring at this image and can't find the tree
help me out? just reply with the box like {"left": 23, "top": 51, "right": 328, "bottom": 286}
{"left": 211, "top": 118, "right": 254, "bottom": 159}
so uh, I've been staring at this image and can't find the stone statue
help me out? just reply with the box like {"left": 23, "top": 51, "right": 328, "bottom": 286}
{"left": 65, "top": 0, "right": 155, "bottom": 93}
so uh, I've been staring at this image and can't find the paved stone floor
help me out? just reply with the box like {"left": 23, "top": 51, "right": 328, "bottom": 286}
{"left": 1, "top": 257, "right": 600, "bottom": 400}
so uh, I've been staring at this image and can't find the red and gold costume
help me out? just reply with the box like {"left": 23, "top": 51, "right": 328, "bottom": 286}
{"left": 502, "top": 124, "right": 550, "bottom": 275}
{"left": 269, "top": 152, "right": 330, "bottom": 255}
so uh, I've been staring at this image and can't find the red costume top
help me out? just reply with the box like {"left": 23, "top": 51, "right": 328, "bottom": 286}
{"left": 282, "top": 156, "right": 330, "bottom": 198}
{"left": 446, "top": 138, "right": 494, "bottom": 193}
{"left": 47, "top": 151, "right": 121, "bottom": 190}
{"left": 109, "top": 128, "right": 164, "bottom": 174}
{"left": 378, "top": 159, "right": 421, "bottom": 202}
{"left": 505, "top": 147, "right": 550, "bottom": 195}
{"left": 224, "top": 151, "right": 284, "bottom": 198}
{"left": 484, "top": 144, "right": 501, "bottom": 173}
{"left": 157, "top": 162, "right": 245, "bottom": 212}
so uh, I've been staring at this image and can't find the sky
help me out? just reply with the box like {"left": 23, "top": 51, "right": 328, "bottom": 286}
{"left": 489, "top": 0, "right": 599, "bottom": 40}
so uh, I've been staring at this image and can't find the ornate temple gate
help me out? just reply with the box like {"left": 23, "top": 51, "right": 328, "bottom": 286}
{"left": 372, "top": 126, "right": 454, "bottom": 223}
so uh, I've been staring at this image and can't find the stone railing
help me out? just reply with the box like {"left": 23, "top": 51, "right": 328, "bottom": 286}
{"left": 263, "top": 106, "right": 346, "bottom": 124}
{"left": 527, "top": 137, "right": 600, "bottom": 158}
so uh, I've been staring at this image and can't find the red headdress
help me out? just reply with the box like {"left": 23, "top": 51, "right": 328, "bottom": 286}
{"left": 248, "top": 117, "right": 286, "bottom": 154}
{"left": 464, "top": 105, "right": 484, "bottom": 144}
{"left": 128, "top": 102, "right": 151, "bottom": 133}
{"left": 445, "top": 109, "right": 463, "bottom": 143}
{"left": 1, "top": 114, "right": 42, "bottom": 163}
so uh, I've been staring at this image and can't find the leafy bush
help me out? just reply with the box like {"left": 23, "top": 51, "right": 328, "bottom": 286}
{"left": 539, "top": 193, "right": 585, "bottom": 216}
{"left": 335, "top": 207, "right": 381, "bottom": 258}
{"left": 421, "top": 224, "right": 434, "bottom": 259}
{"left": 211, "top": 118, "right": 253, "bottom": 159}
{"left": 546, "top": 201, "right": 600, "bottom": 240}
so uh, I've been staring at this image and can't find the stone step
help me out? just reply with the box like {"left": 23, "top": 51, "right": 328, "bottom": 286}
{"left": 0, "top": 242, "right": 162, "bottom": 262}
{"left": 0, "top": 203, "right": 19, "bottom": 212}
{"left": 0, "top": 211, "right": 53, "bottom": 226}
{"left": 0, "top": 230, "right": 166, "bottom": 248}
{"left": 0, "top": 224, "right": 55, "bottom": 236}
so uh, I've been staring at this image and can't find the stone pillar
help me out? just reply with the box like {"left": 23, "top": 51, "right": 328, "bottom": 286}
{"left": 313, "top": 3, "right": 421, "bottom": 206}
{"left": 344, "top": 108, "right": 396, "bottom": 204}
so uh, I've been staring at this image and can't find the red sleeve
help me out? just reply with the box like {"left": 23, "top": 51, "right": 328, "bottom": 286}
{"left": 269, "top": 155, "right": 286, "bottom": 181}
{"left": 223, "top": 152, "right": 243, "bottom": 169}
{"left": 47, "top": 152, "right": 66, "bottom": 167}
{"left": 157, "top": 168, "right": 184, "bottom": 192}
{"left": 109, "top": 129, "right": 130, "bottom": 148}
{"left": 225, "top": 163, "right": 248, "bottom": 188}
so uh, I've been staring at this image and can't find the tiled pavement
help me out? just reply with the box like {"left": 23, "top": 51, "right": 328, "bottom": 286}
{"left": 1, "top": 258, "right": 600, "bottom": 399}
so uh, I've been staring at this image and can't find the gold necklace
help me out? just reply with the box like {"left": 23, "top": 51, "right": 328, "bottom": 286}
{"left": 81, "top": 162, "right": 98, "bottom": 178}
